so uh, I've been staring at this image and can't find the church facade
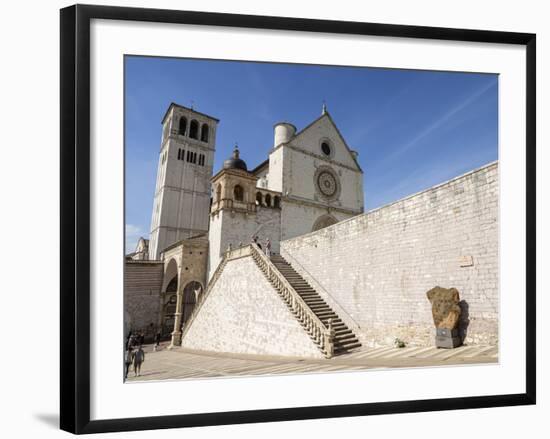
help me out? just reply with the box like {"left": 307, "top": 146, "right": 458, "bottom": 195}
{"left": 125, "top": 102, "right": 364, "bottom": 341}
{"left": 125, "top": 102, "right": 498, "bottom": 357}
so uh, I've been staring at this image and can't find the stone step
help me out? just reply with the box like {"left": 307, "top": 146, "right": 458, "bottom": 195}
{"left": 335, "top": 333, "right": 358, "bottom": 343}
{"left": 303, "top": 299, "right": 325, "bottom": 305}
{"left": 300, "top": 292, "right": 324, "bottom": 303}
{"left": 334, "top": 342, "right": 362, "bottom": 351}
{"left": 334, "top": 329, "right": 353, "bottom": 336}
{"left": 315, "top": 311, "right": 338, "bottom": 317}
{"left": 309, "top": 306, "right": 330, "bottom": 311}
{"left": 334, "top": 341, "right": 362, "bottom": 351}
{"left": 304, "top": 302, "right": 326, "bottom": 308}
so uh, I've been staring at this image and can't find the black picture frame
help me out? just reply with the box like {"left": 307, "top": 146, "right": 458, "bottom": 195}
{"left": 60, "top": 4, "right": 536, "bottom": 434}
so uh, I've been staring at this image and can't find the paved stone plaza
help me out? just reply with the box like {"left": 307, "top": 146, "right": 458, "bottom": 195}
{"left": 126, "top": 343, "right": 498, "bottom": 382}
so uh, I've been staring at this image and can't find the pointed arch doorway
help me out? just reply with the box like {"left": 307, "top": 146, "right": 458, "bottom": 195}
{"left": 181, "top": 281, "right": 203, "bottom": 330}
{"left": 312, "top": 214, "right": 338, "bottom": 232}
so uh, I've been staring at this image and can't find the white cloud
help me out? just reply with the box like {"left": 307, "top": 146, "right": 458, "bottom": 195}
{"left": 126, "top": 224, "right": 142, "bottom": 236}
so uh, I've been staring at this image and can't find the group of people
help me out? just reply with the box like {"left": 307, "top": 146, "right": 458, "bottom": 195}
{"left": 124, "top": 343, "right": 145, "bottom": 378}
{"left": 124, "top": 330, "right": 161, "bottom": 378}
{"left": 227, "top": 236, "right": 273, "bottom": 257}
{"left": 253, "top": 236, "right": 272, "bottom": 257}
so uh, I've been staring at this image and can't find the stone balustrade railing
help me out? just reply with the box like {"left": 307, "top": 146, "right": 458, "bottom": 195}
{"left": 249, "top": 243, "right": 335, "bottom": 358}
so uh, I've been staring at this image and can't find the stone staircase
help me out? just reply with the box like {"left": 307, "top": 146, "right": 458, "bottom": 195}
{"left": 269, "top": 254, "right": 361, "bottom": 356}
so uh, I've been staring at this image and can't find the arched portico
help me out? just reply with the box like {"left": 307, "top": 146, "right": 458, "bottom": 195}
{"left": 312, "top": 214, "right": 338, "bottom": 232}
{"left": 181, "top": 281, "right": 203, "bottom": 329}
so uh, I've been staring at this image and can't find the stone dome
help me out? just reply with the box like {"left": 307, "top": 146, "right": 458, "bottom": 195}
{"left": 223, "top": 145, "right": 248, "bottom": 171}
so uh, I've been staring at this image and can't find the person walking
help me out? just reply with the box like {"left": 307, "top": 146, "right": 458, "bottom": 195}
{"left": 153, "top": 331, "right": 161, "bottom": 352}
{"left": 124, "top": 346, "right": 134, "bottom": 379}
{"left": 133, "top": 345, "right": 145, "bottom": 377}
{"left": 265, "top": 239, "right": 271, "bottom": 258}
{"left": 125, "top": 331, "right": 132, "bottom": 350}
{"left": 253, "top": 236, "right": 262, "bottom": 250}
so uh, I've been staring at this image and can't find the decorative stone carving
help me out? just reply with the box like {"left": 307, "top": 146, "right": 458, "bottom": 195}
{"left": 426, "top": 286, "right": 463, "bottom": 348}
{"left": 426, "top": 286, "right": 461, "bottom": 329}
{"left": 313, "top": 165, "right": 341, "bottom": 201}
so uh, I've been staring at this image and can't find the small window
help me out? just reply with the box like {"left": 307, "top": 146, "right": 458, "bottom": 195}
{"left": 200, "top": 124, "right": 209, "bottom": 142}
{"left": 216, "top": 184, "right": 222, "bottom": 201}
{"left": 186, "top": 150, "right": 191, "bottom": 162}
{"left": 234, "top": 185, "right": 244, "bottom": 202}
{"left": 321, "top": 141, "right": 331, "bottom": 156}
{"left": 189, "top": 120, "right": 199, "bottom": 139}
{"left": 193, "top": 152, "right": 197, "bottom": 164}
{"left": 179, "top": 117, "right": 187, "bottom": 135}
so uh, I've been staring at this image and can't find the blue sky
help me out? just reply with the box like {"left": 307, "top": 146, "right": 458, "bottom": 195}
{"left": 125, "top": 56, "right": 498, "bottom": 250}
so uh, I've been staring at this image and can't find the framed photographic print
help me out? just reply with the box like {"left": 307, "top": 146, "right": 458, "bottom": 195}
{"left": 60, "top": 4, "right": 536, "bottom": 434}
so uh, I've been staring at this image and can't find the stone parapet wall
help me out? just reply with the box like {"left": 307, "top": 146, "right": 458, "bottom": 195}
{"left": 182, "top": 256, "right": 323, "bottom": 358}
{"left": 281, "top": 162, "right": 499, "bottom": 347}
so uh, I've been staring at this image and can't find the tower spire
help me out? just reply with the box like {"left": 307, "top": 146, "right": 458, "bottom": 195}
{"left": 322, "top": 100, "right": 327, "bottom": 115}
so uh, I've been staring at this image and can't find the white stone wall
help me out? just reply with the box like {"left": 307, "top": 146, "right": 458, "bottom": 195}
{"left": 281, "top": 162, "right": 499, "bottom": 347}
{"left": 181, "top": 256, "right": 324, "bottom": 358}
{"left": 208, "top": 206, "right": 281, "bottom": 279}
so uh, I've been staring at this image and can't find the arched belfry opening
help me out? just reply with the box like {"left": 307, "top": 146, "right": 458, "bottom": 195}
{"left": 189, "top": 120, "right": 199, "bottom": 139}
{"left": 200, "top": 123, "right": 209, "bottom": 142}
{"left": 179, "top": 117, "right": 187, "bottom": 135}
{"left": 234, "top": 185, "right": 244, "bottom": 202}
{"left": 312, "top": 214, "right": 338, "bottom": 232}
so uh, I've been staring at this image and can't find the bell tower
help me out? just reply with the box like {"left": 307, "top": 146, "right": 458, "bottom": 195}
{"left": 208, "top": 145, "right": 259, "bottom": 276}
{"left": 149, "top": 103, "right": 219, "bottom": 260}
